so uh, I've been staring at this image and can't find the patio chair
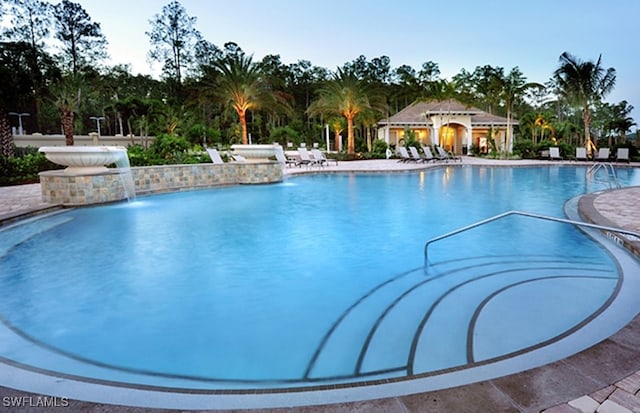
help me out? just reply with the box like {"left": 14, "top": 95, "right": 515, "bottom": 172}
{"left": 409, "top": 146, "right": 428, "bottom": 163}
{"left": 436, "top": 146, "right": 462, "bottom": 162}
{"left": 595, "top": 148, "right": 610, "bottom": 162}
{"left": 311, "top": 149, "right": 338, "bottom": 166}
{"left": 297, "top": 147, "right": 320, "bottom": 167}
{"left": 549, "top": 147, "right": 562, "bottom": 160}
{"left": 274, "top": 145, "right": 297, "bottom": 167}
{"left": 206, "top": 148, "right": 225, "bottom": 164}
{"left": 397, "top": 146, "right": 415, "bottom": 162}
{"left": 616, "top": 148, "right": 630, "bottom": 163}
{"left": 422, "top": 146, "right": 439, "bottom": 162}
{"left": 575, "top": 147, "right": 588, "bottom": 161}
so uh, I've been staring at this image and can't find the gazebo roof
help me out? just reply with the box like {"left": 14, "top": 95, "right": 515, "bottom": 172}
{"left": 379, "top": 99, "right": 516, "bottom": 126}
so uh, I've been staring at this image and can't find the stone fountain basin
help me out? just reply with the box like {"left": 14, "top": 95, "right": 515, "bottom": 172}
{"left": 230, "top": 144, "right": 279, "bottom": 162}
{"left": 39, "top": 146, "right": 128, "bottom": 175}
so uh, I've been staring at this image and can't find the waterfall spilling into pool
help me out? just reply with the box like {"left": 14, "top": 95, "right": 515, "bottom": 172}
{"left": 38, "top": 145, "right": 136, "bottom": 204}
{"left": 114, "top": 151, "right": 136, "bottom": 201}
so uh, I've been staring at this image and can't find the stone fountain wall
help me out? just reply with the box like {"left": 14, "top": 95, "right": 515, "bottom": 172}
{"left": 40, "top": 170, "right": 128, "bottom": 205}
{"left": 132, "top": 162, "right": 282, "bottom": 194}
{"left": 40, "top": 162, "right": 283, "bottom": 205}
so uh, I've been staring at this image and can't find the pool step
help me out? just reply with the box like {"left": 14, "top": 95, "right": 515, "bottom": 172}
{"left": 305, "top": 254, "right": 618, "bottom": 381}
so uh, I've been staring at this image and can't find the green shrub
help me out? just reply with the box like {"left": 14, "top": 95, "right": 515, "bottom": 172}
{"left": 126, "top": 144, "right": 159, "bottom": 166}
{"left": 150, "top": 134, "right": 191, "bottom": 158}
{"left": 367, "top": 139, "right": 389, "bottom": 159}
{"left": 535, "top": 139, "right": 575, "bottom": 159}
{"left": 0, "top": 151, "right": 57, "bottom": 186}
{"left": 512, "top": 140, "right": 536, "bottom": 159}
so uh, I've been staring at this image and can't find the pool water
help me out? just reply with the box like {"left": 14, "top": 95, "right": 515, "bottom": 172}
{"left": 0, "top": 165, "right": 639, "bottom": 392}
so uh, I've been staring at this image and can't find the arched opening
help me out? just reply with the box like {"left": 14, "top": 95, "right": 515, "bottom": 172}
{"left": 438, "top": 123, "right": 467, "bottom": 154}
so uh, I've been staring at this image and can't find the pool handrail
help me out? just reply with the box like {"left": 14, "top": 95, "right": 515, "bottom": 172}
{"left": 424, "top": 210, "right": 640, "bottom": 267}
{"left": 586, "top": 162, "right": 621, "bottom": 189}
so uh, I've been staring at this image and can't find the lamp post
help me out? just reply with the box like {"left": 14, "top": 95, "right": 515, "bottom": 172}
{"left": 8, "top": 112, "right": 30, "bottom": 135}
{"left": 89, "top": 116, "right": 105, "bottom": 137}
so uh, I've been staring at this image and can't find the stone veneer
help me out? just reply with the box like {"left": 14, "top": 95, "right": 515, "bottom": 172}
{"left": 40, "top": 162, "right": 283, "bottom": 206}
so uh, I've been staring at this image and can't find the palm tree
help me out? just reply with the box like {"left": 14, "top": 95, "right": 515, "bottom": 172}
{"left": 307, "top": 68, "right": 385, "bottom": 154}
{"left": 211, "top": 54, "right": 278, "bottom": 145}
{"left": 553, "top": 52, "right": 616, "bottom": 151}
{"left": 52, "top": 75, "right": 83, "bottom": 145}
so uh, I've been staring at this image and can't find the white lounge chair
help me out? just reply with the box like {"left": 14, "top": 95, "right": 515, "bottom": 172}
{"left": 575, "top": 147, "right": 588, "bottom": 161}
{"left": 595, "top": 148, "right": 610, "bottom": 162}
{"left": 311, "top": 149, "right": 338, "bottom": 166}
{"left": 436, "top": 146, "right": 461, "bottom": 162}
{"left": 422, "top": 146, "right": 439, "bottom": 162}
{"left": 549, "top": 147, "right": 562, "bottom": 160}
{"left": 274, "top": 145, "right": 296, "bottom": 167}
{"left": 297, "top": 147, "right": 320, "bottom": 167}
{"left": 397, "top": 146, "right": 414, "bottom": 163}
{"left": 409, "top": 146, "right": 428, "bottom": 163}
{"left": 616, "top": 148, "right": 630, "bottom": 163}
{"left": 206, "top": 148, "right": 225, "bottom": 164}
{"left": 230, "top": 153, "right": 246, "bottom": 162}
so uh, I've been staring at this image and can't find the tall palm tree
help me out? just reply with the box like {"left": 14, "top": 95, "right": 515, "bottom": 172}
{"left": 553, "top": 52, "right": 616, "bottom": 150}
{"left": 211, "top": 54, "right": 277, "bottom": 144}
{"left": 307, "top": 68, "right": 385, "bottom": 154}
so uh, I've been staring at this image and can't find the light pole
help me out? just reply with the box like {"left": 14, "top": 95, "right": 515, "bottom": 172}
{"left": 8, "top": 112, "right": 30, "bottom": 135}
{"left": 89, "top": 116, "right": 105, "bottom": 137}
{"left": 325, "top": 124, "right": 330, "bottom": 151}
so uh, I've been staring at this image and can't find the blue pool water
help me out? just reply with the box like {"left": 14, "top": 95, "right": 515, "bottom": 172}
{"left": 0, "top": 165, "right": 639, "bottom": 393}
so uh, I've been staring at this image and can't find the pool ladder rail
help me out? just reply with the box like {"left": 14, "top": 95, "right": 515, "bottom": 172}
{"left": 424, "top": 210, "right": 640, "bottom": 269}
{"left": 586, "top": 162, "right": 621, "bottom": 189}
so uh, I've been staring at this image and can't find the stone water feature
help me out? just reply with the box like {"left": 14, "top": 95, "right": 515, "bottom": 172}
{"left": 38, "top": 146, "right": 136, "bottom": 205}
{"left": 38, "top": 146, "right": 285, "bottom": 206}
{"left": 230, "top": 144, "right": 279, "bottom": 162}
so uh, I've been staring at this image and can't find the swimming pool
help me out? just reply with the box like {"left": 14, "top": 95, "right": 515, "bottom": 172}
{"left": 1, "top": 165, "right": 639, "bottom": 408}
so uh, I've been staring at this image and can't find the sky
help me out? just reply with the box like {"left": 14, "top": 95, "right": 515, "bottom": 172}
{"left": 41, "top": 1, "right": 640, "bottom": 124}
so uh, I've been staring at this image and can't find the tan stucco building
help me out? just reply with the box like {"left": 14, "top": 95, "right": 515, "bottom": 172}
{"left": 377, "top": 99, "right": 516, "bottom": 155}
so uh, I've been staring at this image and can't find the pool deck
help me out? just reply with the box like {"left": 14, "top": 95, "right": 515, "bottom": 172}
{"left": 0, "top": 157, "right": 639, "bottom": 412}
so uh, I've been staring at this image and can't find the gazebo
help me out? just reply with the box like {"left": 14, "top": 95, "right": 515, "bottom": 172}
{"left": 377, "top": 99, "right": 516, "bottom": 155}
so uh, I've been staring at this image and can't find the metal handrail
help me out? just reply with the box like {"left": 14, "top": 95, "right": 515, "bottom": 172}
{"left": 424, "top": 210, "right": 640, "bottom": 266}
{"left": 587, "top": 162, "right": 621, "bottom": 189}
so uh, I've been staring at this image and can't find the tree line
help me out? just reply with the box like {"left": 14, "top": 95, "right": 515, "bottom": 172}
{"left": 0, "top": 0, "right": 636, "bottom": 158}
